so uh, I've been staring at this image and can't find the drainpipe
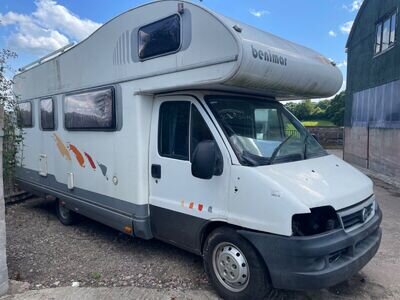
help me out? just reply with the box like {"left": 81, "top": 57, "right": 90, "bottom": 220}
{"left": 0, "top": 106, "right": 9, "bottom": 295}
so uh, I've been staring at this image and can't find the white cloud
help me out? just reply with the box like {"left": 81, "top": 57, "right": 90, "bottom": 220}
{"left": 0, "top": 0, "right": 101, "bottom": 56}
{"left": 329, "top": 30, "right": 337, "bottom": 37}
{"left": 343, "top": 0, "right": 364, "bottom": 12}
{"left": 337, "top": 60, "right": 347, "bottom": 68}
{"left": 33, "top": 0, "right": 101, "bottom": 41}
{"left": 340, "top": 21, "right": 354, "bottom": 34}
{"left": 249, "top": 9, "right": 270, "bottom": 18}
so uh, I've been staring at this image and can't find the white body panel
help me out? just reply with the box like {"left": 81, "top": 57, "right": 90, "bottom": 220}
{"left": 229, "top": 155, "right": 373, "bottom": 236}
{"left": 13, "top": 0, "right": 370, "bottom": 242}
{"left": 14, "top": 1, "right": 342, "bottom": 101}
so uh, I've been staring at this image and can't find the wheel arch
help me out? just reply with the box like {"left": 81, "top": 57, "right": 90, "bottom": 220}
{"left": 200, "top": 221, "right": 272, "bottom": 282}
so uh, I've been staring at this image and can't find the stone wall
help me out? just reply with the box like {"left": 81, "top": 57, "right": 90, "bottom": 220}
{"left": 0, "top": 106, "right": 8, "bottom": 295}
{"left": 306, "top": 126, "right": 344, "bottom": 149}
{"left": 344, "top": 126, "right": 400, "bottom": 178}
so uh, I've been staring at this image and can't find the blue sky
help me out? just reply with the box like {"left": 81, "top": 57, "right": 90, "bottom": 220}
{"left": 0, "top": 0, "right": 363, "bottom": 92}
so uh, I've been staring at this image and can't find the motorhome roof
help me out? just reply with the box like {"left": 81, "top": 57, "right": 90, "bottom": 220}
{"left": 14, "top": 0, "right": 343, "bottom": 101}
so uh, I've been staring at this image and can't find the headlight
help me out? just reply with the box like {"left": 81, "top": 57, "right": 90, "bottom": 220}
{"left": 292, "top": 206, "right": 341, "bottom": 236}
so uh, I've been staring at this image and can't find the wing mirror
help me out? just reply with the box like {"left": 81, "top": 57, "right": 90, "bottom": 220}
{"left": 191, "top": 140, "right": 223, "bottom": 180}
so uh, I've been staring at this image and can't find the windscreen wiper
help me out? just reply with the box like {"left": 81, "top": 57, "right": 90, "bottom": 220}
{"left": 268, "top": 134, "right": 294, "bottom": 165}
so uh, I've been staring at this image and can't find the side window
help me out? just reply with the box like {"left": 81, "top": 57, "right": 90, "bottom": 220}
{"left": 158, "top": 101, "right": 190, "bottom": 160}
{"left": 254, "top": 108, "right": 282, "bottom": 141}
{"left": 65, "top": 87, "right": 115, "bottom": 130}
{"left": 18, "top": 102, "right": 33, "bottom": 128}
{"left": 40, "top": 98, "right": 55, "bottom": 130}
{"left": 375, "top": 11, "right": 397, "bottom": 55}
{"left": 375, "top": 23, "right": 383, "bottom": 53}
{"left": 190, "top": 105, "right": 214, "bottom": 159}
{"left": 382, "top": 18, "right": 391, "bottom": 51}
{"left": 138, "top": 14, "right": 181, "bottom": 60}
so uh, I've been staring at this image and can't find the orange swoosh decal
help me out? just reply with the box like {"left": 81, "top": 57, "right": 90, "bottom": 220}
{"left": 53, "top": 134, "right": 71, "bottom": 161}
{"left": 68, "top": 144, "right": 85, "bottom": 168}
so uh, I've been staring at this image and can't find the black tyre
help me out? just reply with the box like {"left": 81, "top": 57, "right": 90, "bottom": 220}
{"left": 56, "top": 199, "right": 78, "bottom": 226}
{"left": 203, "top": 227, "right": 271, "bottom": 300}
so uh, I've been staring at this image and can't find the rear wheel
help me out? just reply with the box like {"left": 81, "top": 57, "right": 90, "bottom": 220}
{"left": 56, "top": 199, "right": 77, "bottom": 226}
{"left": 203, "top": 227, "right": 271, "bottom": 300}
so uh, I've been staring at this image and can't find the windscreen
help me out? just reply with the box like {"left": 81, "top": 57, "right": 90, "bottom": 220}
{"left": 206, "top": 96, "right": 327, "bottom": 166}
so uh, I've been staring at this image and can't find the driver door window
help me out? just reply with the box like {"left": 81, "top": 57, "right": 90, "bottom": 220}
{"left": 190, "top": 105, "right": 214, "bottom": 160}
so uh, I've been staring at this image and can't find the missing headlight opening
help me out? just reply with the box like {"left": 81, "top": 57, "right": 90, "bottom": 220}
{"left": 292, "top": 206, "right": 341, "bottom": 236}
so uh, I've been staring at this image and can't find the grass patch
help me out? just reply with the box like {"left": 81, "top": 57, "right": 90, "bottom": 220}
{"left": 302, "top": 120, "right": 335, "bottom": 127}
{"left": 90, "top": 272, "right": 102, "bottom": 280}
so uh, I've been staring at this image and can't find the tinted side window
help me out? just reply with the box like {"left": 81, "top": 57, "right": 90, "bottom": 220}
{"left": 190, "top": 105, "right": 214, "bottom": 159}
{"left": 158, "top": 101, "right": 190, "bottom": 160}
{"left": 139, "top": 14, "right": 181, "bottom": 60}
{"left": 65, "top": 88, "right": 115, "bottom": 130}
{"left": 40, "top": 98, "right": 55, "bottom": 130}
{"left": 18, "top": 102, "right": 33, "bottom": 128}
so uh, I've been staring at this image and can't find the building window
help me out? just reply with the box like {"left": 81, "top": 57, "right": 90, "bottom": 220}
{"left": 65, "top": 87, "right": 116, "bottom": 130}
{"left": 375, "top": 11, "right": 397, "bottom": 54}
{"left": 40, "top": 98, "right": 55, "bottom": 130}
{"left": 138, "top": 14, "right": 181, "bottom": 60}
{"left": 18, "top": 102, "right": 33, "bottom": 128}
{"left": 158, "top": 101, "right": 190, "bottom": 160}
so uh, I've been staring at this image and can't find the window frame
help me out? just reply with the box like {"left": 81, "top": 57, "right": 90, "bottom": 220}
{"left": 157, "top": 101, "right": 191, "bottom": 161}
{"left": 138, "top": 14, "right": 183, "bottom": 62}
{"left": 64, "top": 86, "right": 117, "bottom": 132}
{"left": 374, "top": 10, "right": 398, "bottom": 56}
{"left": 18, "top": 101, "right": 34, "bottom": 128}
{"left": 39, "top": 97, "right": 56, "bottom": 131}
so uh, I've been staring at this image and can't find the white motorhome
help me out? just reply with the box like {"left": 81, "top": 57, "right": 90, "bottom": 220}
{"left": 13, "top": 1, "right": 382, "bottom": 299}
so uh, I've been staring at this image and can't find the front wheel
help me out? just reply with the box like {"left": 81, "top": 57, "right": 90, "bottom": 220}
{"left": 203, "top": 227, "right": 272, "bottom": 300}
{"left": 56, "top": 199, "right": 78, "bottom": 226}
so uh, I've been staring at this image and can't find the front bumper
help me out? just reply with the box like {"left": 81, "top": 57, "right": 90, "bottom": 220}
{"left": 238, "top": 207, "right": 382, "bottom": 291}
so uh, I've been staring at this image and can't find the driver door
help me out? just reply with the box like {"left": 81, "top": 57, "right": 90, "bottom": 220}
{"left": 148, "top": 95, "right": 230, "bottom": 252}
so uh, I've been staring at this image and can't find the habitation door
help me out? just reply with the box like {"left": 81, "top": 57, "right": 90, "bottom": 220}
{"left": 149, "top": 95, "right": 230, "bottom": 252}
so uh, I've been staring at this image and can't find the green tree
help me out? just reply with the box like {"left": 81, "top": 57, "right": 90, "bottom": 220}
{"left": 326, "top": 92, "right": 345, "bottom": 126}
{"left": 294, "top": 99, "right": 314, "bottom": 120}
{"left": 0, "top": 49, "right": 23, "bottom": 196}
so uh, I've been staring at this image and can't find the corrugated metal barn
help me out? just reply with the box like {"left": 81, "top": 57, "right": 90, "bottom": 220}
{"left": 345, "top": 0, "right": 400, "bottom": 177}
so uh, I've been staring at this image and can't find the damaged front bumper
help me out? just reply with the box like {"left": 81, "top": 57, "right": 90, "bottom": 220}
{"left": 238, "top": 206, "right": 382, "bottom": 291}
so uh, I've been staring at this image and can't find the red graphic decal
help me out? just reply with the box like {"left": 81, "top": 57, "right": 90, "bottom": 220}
{"left": 198, "top": 204, "right": 203, "bottom": 212}
{"left": 68, "top": 144, "right": 85, "bottom": 168}
{"left": 84, "top": 152, "right": 96, "bottom": 170}
{"left": 189, "top": 202, "right": 194, "bottom": 209}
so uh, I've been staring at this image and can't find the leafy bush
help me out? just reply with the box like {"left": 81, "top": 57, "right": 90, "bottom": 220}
{"left": 0, "top": 49, "right": 23, "bottom": 196}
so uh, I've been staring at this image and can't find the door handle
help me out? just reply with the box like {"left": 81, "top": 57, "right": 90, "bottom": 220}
{"left": 151, "top": 164, "right": 161, "bottom": 179}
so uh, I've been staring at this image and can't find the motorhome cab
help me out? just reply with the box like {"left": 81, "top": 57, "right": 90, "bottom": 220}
{"left": 13, "top": 1, "right": 382, "bottom": 299}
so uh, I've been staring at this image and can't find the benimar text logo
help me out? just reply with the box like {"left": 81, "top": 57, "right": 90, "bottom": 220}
{"left": 252, "top": 45, "right": 288, "bottom": 66}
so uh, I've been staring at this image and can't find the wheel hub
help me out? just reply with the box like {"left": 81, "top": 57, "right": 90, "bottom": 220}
{"left": 58, "top": 203, "right": 70, "bottom": 219}
{"left": 212, "top": 242, "right": 249, "bottom": 292}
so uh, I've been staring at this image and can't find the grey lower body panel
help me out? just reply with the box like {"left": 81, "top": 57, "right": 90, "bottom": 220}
{"left": 238, "top": 208, "right": 382, "bottom": 291}
{"left": 16, "top": 167, "right": 153, "bottom": 239}
{"left": 149, "top": 205, "right": 209, "bottom": 255}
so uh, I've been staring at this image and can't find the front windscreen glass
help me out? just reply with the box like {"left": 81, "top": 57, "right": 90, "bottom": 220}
{"left": 206, "top": 96, "right": 327, "bottom": 166}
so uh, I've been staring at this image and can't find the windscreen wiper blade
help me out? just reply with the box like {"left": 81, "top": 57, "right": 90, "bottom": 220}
{"left": 268, "top": 134, "right": 294, "bottom": 165}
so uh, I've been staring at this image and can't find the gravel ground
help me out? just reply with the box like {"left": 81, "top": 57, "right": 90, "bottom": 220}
{"left": 5, "top": 167, "right": 400, "bottom": 299}
{"left": 5, "top": 198, "right": 209, "bottom": 291}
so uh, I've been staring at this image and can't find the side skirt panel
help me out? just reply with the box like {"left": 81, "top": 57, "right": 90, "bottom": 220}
{"left": 16, "top": 167, "right": 153, "bottom": 239}
{"left": 150, "top": 205, "right": 209, "bottom": 255}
